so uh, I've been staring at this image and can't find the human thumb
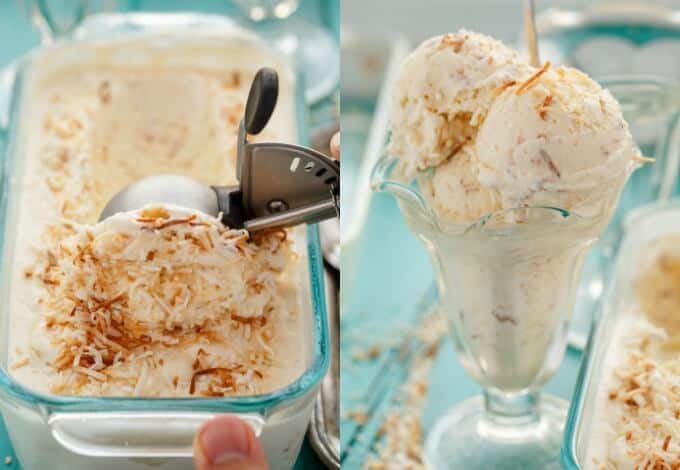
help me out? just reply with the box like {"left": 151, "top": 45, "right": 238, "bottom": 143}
{"left": 330, "top": 132, "right": 340, "bottom": 160}
{"left": 193, "top": 415, "right": 268, "bottom": 470}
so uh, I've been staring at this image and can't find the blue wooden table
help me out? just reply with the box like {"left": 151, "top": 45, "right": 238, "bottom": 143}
{"left": 0, "top": 1, "right": 337, "bottom": 468}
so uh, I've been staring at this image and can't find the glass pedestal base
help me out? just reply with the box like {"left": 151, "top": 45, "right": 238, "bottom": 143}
{"left": 424, "top": 395, "right": 567, "bottom": 470}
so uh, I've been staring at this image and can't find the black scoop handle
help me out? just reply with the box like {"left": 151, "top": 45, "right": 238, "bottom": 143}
{"left": 244, "top": 67, "right": 279, "bottom": 135}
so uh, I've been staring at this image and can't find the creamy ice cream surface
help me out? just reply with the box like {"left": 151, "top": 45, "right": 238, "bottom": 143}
{"left": 390, "top": 30, "right": 639, "bottom": 223}
{"left": 390, "top": 30, "right": 530, "bottom": 177}
{"left": 476, "top": 66, "right": 635, "bottom": 218}
{"left": 419, "top": 147, "right": 501, "bottom": 222}
{"left": 8, "top": 44, "right": 308, "bottom": 397}
{"left": 585, "top": 235, "right": 680, "bottom": 469}
{"left": 585, "top": 310, "right": 675, "bottom": 469}
{"left": 13, "top": 206, "right": 305, "bottom": 396}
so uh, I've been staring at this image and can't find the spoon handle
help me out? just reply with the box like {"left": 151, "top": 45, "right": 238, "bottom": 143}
{"left": 244, "top": 67, "right": 279, "bottom": 135}
{"left": 523, "top": 0, "right": 541, "bottom": 67}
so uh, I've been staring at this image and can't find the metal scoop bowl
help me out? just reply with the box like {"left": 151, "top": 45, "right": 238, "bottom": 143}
{"left": 99, "top": 67, "right": 339, "bottom": 232}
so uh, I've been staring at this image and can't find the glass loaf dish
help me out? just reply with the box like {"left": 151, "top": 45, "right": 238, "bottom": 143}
{"left": 0, "top": 13, "right": 328, "bottom": 470}
{"left": 562, "top": 200, "right": 680, "bottom": 469}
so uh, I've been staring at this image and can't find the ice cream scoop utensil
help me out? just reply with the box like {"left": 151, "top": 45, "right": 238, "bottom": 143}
{"left": 100, "top": 67, "right": 339, "bottom": 231}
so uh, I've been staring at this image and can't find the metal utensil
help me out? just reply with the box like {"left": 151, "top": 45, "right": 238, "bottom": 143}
{"left": 523, "top": 0, "right": 540, "bottom": 67}
{"left": 100, "top": 67, "right": 340, "bottom": 231}
{"left": 309, "top": 122, "right": 341, "bottom": 269}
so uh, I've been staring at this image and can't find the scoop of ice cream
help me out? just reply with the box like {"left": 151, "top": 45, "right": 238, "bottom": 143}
{"left": 475, "top": 65, "right": 637, "bottom": 217}
{"left": 389, "top": 30, "right": 531, "bottom": 177}
{"left": 26, "top": 204, "right": 301, "bottom": 396}
{"left": 390, "top": 31, "right": 639, "bottom": 223}
{"left": 38, "top": 204, "right": 289, "bottom": 336}
{"left": 420, "top": 146, "right": 501, "bottom": 222}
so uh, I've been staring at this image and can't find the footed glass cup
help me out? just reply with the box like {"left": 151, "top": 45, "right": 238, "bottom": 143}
{"left": 372, "top": 156, "right": 608, "bottom": 469}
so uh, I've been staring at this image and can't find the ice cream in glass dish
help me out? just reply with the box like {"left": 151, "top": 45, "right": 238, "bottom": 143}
{"left": 372, "top": 30, "right": 643, "bottom": 469}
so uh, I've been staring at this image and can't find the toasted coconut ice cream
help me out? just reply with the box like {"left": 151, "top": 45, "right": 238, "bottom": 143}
{"left": 389, "top": 30, "right": 531, "bottom": 177}
{"left": 390, "top": 30, "right": 639, "bottom": 223}
{"left": 16, "top": 205, "right": 305, "bottom": 397}
{"left": 419, "top": 146, "right": 501, "bottom": 222}
{"left": 476, "top": 65, "right": 637, "bottom": 218}
{"left": 586, "top": 236, "right": 680, "bottom": 469}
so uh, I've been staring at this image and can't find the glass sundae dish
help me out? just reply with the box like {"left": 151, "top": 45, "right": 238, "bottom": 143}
{"left": 372, "top": 30, "right": 642, "bottom": 469}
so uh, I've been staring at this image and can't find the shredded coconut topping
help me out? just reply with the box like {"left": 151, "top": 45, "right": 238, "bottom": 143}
{"left": 28, "top": 205, "right": 298, "bottom": 397}
{"left": 592, "top": 235, "right": 680, "bottom": 468}
{"left": 598, "top": 321, "right": 680, "bottom": 469}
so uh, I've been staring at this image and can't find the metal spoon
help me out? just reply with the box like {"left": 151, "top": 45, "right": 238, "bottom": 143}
{"left": 100, "top": 67, "right": 339, "bottom": 231}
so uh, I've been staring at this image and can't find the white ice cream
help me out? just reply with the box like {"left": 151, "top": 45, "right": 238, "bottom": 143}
{"left": 8, "top": 49, "right": 308, "bottom": 398}
{"left": 390, "top": 30, "right": 638, "bottom": 223}
{"left": 476, "top": 65, "right": 635, "bottom": 218}
{"left": 13, "top": 205, "right": 305, "bottom": 396}
{"left": 586, "top": 235, "right": 680, "bottom": 469}
{"left": 390, "top": 30, "right": 531, "bottom": 177}
{"left": 419, "top": 146, "right": 501, "bottom": 223}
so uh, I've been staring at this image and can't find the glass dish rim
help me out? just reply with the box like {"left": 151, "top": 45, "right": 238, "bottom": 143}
{"left": 371, "top": 74, "right": 680, "bottom": 238}
{"left": 561, "top": 199, "right": 680, "bottom": 469}
{"left": 0, "top": 13, "right": 330, "bottom": 413}
{"left": 371, "top": 152, "right": 610, "bottom": 236}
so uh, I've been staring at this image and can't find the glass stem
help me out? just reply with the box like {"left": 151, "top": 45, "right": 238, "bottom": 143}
{"left": 483, "top": 389, "right": 540, "bottom": 428}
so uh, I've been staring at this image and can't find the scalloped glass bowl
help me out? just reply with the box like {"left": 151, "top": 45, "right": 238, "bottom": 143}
{"left": 372, "top": 154, "right": 615, "bottom": 469}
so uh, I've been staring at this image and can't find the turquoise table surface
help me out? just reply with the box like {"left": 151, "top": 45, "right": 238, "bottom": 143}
{"left": 0, "top": 1, "right": 338, "bottom": 469}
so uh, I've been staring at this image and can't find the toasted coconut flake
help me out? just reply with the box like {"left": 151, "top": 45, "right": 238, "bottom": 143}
{"left": 347, "top": 409, "right": 369, "bottom": 425}
{"left": 439, "top": 34, "right": 465, "bottom": 52}
{"left": 75, "top": 366, "right": 106, "bottom": 381}
{"left": 515, "top": 61, "right": 551, "bottom": 96}
{"left": 493, "top": 80, "right": 517, "bottom": 98}
{"left": 98, "top": 81, "right": 111, "bottom": 104}
{"left": 11, "top": 358, "right": 30, "bottom": 370}
{"left": 25, "top": 206, "right": 298, "bottom": 396}
{"left": 231, "top": 314, "right": 267, "bottom": 328}
{"left": 190, "top": 367, "right": 241, "bottom": 395}
{"left": 633, "top": 155, "right": 656, "bottom": 164}
{"left": 537, "top": 95, "right": 553, "bottom": 120}
{"left": 138, "top": 214, "right": 197, "bottom": 230}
